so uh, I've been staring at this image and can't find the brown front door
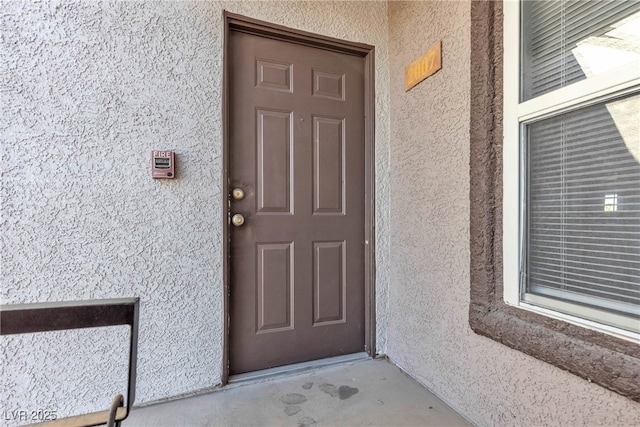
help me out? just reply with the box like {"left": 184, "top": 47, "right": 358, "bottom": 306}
{"left": 228, "top": 28, "right": 366, "bottom": 374}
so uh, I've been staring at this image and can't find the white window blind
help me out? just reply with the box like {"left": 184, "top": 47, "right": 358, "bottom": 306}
{"left": 524, "top": 93, "right": 640, "bottom": 320}
{"left": 522, "top": 0, "right": 640, "bottom": 101}
{"left": 518, "top": 0, "right": 640, "bottom": 333}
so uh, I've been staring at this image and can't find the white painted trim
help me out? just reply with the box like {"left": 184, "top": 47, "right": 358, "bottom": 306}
{"left": 518, "top": 62, "right": 640, "bottom": 122}
{"left": 502, "top": 0, "right": 640, "bottom": 334}
{"left": 519, "top": 301, "right": 640, "bottom": 344}
{"left": 502, "top": 0, "right": 521, "bottom": 307}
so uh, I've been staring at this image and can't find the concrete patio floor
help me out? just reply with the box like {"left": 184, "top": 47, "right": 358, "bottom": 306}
{"left": 125, "top": 357, "right": 471, "bottom": 427}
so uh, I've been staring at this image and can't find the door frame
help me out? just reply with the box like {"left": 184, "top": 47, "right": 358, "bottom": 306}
{"left": 222, "top": 11, "right": 376, "bottom": 384}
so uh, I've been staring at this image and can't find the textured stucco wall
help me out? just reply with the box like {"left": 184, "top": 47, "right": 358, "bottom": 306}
{"left": 1, "top": 0, "right": 390, "bottom": 420}
{"left": 386, "top": 2, "right": 640, "bottom": 426}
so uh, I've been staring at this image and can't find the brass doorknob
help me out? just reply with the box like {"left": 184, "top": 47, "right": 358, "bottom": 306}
{"left": 231, "top": 214, "right": 245, "bottom": 227}
{"left": 231, "top": 188, "right": 245, "bottom": 200}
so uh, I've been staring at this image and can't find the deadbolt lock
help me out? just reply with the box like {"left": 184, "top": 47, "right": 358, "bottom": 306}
{"left": 231, "top": 214, "right": 245, "bottom": 227}
{"left": 231, "top": 188, "right": 245, "bottom": 200}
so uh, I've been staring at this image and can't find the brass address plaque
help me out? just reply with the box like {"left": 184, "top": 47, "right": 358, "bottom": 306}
{"left": 405, "top": 41, "right": 442, "bottom": 91}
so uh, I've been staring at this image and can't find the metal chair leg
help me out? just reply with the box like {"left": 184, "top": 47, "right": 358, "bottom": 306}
{"left": 107, "top": 394, "right": 124, "bottom": 427}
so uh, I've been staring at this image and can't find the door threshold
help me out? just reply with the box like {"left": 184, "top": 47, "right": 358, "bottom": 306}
{"left": 229, "top": 352, "right": 370, "bottom": 385}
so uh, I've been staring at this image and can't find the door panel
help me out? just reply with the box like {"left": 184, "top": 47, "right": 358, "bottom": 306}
{"left": 256, "top": 59, "right": 293, "bottom": 92}
{"left": 312, "top": 70, "right": 345, "bottom": 100}
{"left": 256, "top": 109, "right": 293, "bottom": 214}
{"left": 313, "top": 241, "right": 346, "bottom": 325}
{"left": 313, "top": 116, "right": 345, "bottom": 214}
{"left": 229, "top": 29, "right": 365, "bottom": 374}
{"left": 256, "top": 242, "right": 294, "bottom": 332}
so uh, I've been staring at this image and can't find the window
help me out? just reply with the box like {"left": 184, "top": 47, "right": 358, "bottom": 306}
{"left": 504, "top": 0, "right": 640, "bottom": 338}
{"left": 470, "top": 0, "right": 639, "bottom": 403}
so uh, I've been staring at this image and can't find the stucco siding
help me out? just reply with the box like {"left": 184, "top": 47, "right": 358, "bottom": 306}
{"left": 4, "top": 0, "right": 639, "bottom": 424}
{"left": 1, "top": 0, "right": 390, "bottom": 419}
{"left": 386, "top": 1, "right": 640, "bottom": 426}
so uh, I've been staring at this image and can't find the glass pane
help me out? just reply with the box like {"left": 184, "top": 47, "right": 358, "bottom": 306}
{"left": 521, "top": 0, "right": 640, "bottom": 101}
{"left": 525, "top": 93, "right": 640, "bottom": 319}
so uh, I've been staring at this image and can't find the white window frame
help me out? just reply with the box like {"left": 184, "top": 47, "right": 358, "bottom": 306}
{"left": 503, "top": 0, "right": 640, "bottom": 342}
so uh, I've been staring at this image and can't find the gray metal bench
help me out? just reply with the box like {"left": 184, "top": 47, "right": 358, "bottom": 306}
{"left": 1, "top": 298, "right": 139, "bottom": 427}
